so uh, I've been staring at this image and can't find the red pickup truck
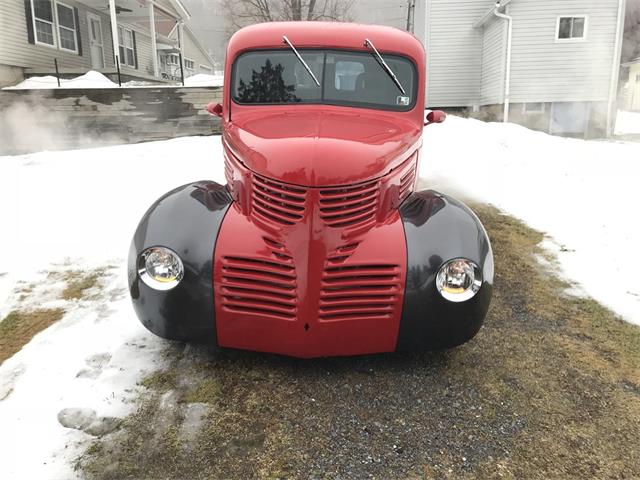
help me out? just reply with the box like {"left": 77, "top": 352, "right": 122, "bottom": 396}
{"left": 128, "top": 21, "right": 493, "bottom": 358}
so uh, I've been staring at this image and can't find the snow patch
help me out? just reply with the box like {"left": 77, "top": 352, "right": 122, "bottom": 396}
{"left": 421, "top": 115, "right": 640, "bottom": 324}
{"left": 615, "top": 110, "right": 640, "bottom": 135}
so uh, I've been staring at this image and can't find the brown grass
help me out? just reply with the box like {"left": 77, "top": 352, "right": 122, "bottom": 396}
{"left": 0, "top": 309, "right": 66, "bottom": 364}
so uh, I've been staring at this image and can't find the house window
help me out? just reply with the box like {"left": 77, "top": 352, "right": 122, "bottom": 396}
{"left": 185, "top": 59, "right": 195, "bottom": 71}
{"left": 523, "top": 102, "right": 545, "bottom": 114}
{"left": 32, "top": 0, "right": 56, "bottom": 47}
{"left": 556, "top": 16, "right": 587, "bottom": 41}
{"left": 56, "top": 2, "right": 77, "bottom": 52}
{"left": 166, "top": 54, "right": 179, "bottom": 66}
{"left": 118, "top": 26, "right": 135, "bottom": 67}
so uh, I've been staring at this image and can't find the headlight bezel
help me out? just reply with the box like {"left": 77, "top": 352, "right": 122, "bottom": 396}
{"left": 436, "top": 258, "right": 483, "bottom": 302}
{"left": 138, "top": 246, "right": 184, "bottom": 291}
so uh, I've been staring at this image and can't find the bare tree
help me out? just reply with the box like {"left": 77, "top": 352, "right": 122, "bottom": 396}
{"left": 223, "top": 0, "right": 354, "bottom": 31}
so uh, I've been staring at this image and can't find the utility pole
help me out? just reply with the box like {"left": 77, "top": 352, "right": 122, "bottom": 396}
{"left": 406, "top": 0, "right": 416, "bottom": 33}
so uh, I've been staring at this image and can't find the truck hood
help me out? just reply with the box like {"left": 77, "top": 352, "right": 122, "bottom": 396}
{"left": 223, "top": 109, "right": 422, "bottom": 187}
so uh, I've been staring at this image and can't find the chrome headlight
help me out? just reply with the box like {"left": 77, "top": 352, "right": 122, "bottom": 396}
{"left": 436, "top": 258, "right": 482, "bottom": 302}
{"left": 138, "top": 246, "right": 184, "bottom": 291}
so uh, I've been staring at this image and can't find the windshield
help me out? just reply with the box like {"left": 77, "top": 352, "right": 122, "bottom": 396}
{"left": 232, "top": 49, "right": 418, "bottom": 111}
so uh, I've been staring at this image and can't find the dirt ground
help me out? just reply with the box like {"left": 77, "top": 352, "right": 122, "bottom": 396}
{"left": 73, "top": 204, "right": 640, "bottom": 479}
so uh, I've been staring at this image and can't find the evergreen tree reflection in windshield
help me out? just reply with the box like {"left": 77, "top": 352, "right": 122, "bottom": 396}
{"left": 236, "top": 60, "right": 300, "bottom": 103}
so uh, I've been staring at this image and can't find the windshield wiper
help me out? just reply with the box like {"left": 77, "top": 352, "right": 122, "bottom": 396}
{"left": 363, "top": 38, "right": 406, "bottom": 94}
{"left": 282, "top": 35, "right": 321, "bottom": 87}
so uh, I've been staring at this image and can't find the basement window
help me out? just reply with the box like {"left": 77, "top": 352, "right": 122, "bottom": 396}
{"left": 523, "top": 102, "right": 545, "bottom": 114}
{"left": 556, "top": 16, "right": 587, "bottom": 41}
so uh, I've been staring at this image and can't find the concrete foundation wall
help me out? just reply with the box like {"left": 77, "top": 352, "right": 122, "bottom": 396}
{"left": 0, "top": 64, "right": 25, "bottom": 88}
{"left": 0, "top": 86, "right": 222, "bottom": 155}
{"left": 467, "top": 101, "right": 608, "bottom": 138}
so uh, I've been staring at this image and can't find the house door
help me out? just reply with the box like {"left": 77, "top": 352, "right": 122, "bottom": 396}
{"left": 87, "top": 13, "right": 105, "bottom": 69}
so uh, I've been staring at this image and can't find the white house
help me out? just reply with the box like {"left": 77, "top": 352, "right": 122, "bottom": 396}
{"left": 0, "top": 0, "right": 215, "bottom": 86}
{"left": 412, "top": 0, "right": 626, "bottom": 136}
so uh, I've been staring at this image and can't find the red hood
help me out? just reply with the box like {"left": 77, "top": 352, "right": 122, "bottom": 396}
{"left": 223, "top": 107, "right": 422, "bottom": 187}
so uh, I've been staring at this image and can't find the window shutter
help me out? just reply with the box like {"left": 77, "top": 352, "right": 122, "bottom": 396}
{"left": 132, "top": 30, "right": 138, "bottom": 69}
{"left": 24, "top": 0, "right": 35, "bottom": 44}
{"left": 73, "top": 7, "right": 82, "bottom": 56}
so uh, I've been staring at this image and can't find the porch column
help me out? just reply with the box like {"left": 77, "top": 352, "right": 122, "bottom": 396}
{"left": 108, "top": 0, "right": 120, "bottom": 68}
{"left": 177, "top": 21, "right": 186, "bottom": 77}
{"left": 148, "top": 0, "right": 159, "bottom": 77}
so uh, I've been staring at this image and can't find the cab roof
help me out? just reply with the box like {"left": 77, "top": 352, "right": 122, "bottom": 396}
{"left": 225, "top": 21, "right": 425, "bottom": 69}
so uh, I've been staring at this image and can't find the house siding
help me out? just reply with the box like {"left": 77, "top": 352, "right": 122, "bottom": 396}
{"left": 507, "top": 0, "right": 619, "bottom": 103}
{"left": 0, "top": 0, "right": 168, "bottom": 81}
{"left": 425, "top": 0, "right": 493, "bottom": 107}
{"left": 480, "top": 16, "right": 506, "bottom": 105}
{"left": 183, "top": 32, "right": 213, "bottom": 72}
{"left": 168, "top": 27, "right": 215, "bottom": 75}
{"left": 0, "top": 0, "right": 100, "bottom": 70}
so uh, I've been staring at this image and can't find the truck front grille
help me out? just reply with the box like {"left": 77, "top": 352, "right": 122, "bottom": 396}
{"left": 251, "top": 173, "right": 307, "bottom": 226}
{"left": 221, "top": 255, "right": 297, "bottom": 320}
{"left": 319, "top": 264, "right": 401, "bottom": 321}
{"left": 318, "top": 180, "right": 380, "bottom": 229}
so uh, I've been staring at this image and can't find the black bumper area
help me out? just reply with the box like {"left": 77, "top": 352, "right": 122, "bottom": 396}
{"left": 396, "top": 190, "right": 494, "bottom": 351}
{"left": 128, "top": 181, "right": 232, "bottom": 344}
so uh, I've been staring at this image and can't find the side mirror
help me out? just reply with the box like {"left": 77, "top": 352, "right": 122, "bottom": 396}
{"left": 425, "top": 110, "right": 446, "bottom": 126}
{"left": 206, "top": 102, "right": 223, "bottom": 118}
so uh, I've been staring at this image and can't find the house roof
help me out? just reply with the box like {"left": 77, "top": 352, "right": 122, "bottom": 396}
{"left": 622, "top": 57, "right": 640, "bottom": 67}
{"left": 474, "top": 0, "right": 515, "bottom": 28}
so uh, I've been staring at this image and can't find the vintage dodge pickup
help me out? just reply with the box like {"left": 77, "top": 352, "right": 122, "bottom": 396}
{"left": 128, "top": 21, "right": 493, "bottom": 358}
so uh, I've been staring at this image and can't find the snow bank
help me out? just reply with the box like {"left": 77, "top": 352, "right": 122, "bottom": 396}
{"left": 615, "top": 110, "right": 640, "bottom": 135}
{"left": 184, "top": 73, "right": 224, "bottom": 87}
{"left": 2, "top": 70, "right": 224, "bottom": 90}
{"left": 0, "top": 136, "right": 223, "bottom": 478}
{"left": 422, "top": 115, "right": 640, "bottom": 324}
{"left": 4, "top": 70, "right": 117, "bottom": 90}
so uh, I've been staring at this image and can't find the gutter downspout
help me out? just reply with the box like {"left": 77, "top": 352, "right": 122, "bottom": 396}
{"left": 493, "top": 2, "right": 512, "bottom": 123}
{"left": 606, "top": 0, "right": 626, "bottom": 137}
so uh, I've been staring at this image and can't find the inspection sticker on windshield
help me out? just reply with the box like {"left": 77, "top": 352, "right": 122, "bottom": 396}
{"left": 397, "top": 96, "right": 410, "bottom": 106}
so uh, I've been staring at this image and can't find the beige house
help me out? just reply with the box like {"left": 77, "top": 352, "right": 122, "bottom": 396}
{"left": 0, "top": 0, "right": 215, "bottom": 87}
{"left": 622, "top": 58, "right": 640, "bottom": 111}
{"left": 160, "top": 24, "right": 216, "bottom": 81}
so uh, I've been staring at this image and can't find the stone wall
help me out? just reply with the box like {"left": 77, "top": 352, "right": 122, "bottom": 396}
{"left": 0, "top": 86, "right": 222, "bottom": 155}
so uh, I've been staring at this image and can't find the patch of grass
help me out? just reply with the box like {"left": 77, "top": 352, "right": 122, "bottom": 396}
{"left": 184, "top": 378, "right": 222, "bottom": 404}
{"left": 61, "top": 271, "right": 102, "bottom": 300}
{"left": 0, "top": 308, "right": 65, "bottom": 364}
{"left": 140, "top": 370, "right": 177, "bottom": 393}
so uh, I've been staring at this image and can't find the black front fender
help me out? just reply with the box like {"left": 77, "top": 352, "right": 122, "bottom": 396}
{"left": 397, "top": 190, "right": 494, "bottom": 350}
{"left": 128, "top": 181, "right": 232, "bottom": 343}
